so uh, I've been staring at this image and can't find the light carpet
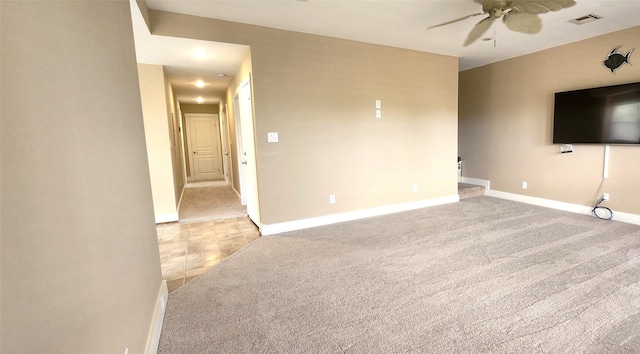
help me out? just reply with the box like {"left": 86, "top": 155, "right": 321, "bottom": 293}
{"left": 159, "top": 196, "right": 640, "bottom": 353}
{"left": 179, "top": 182, "right": 247, "bottom": 222}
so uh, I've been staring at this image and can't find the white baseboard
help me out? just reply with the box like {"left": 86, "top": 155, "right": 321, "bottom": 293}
{"left": 609, "top": 210, "right": 640, "bottom": 225}
{"left": 460, "top": 177, "right": 491, "bottom": 189}
{"left": 155, "top": 213, "right": 179, "bottom": 224}
{"left": 487, "top": 189, "right": 640, "bottom": 226}
{"left": 232, "top": 186, "right": 242, "bottom": 204}
{"left": 185, "top": 180, "right": 227, "bottom": 188}
{"left": 176, "top": 187, "right": 185, "bottom": 218}
{"left": 260, "top": 195, "right": 460, "bottom": 236}
{"left": 145, "top": 280, "right": 168, "bottom": 354}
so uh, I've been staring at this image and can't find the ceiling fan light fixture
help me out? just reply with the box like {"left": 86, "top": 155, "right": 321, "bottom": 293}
{"left": 434, "top": 0, "right": 577, "bottom": 47}
{"left": 569, "top": 14, "right": 602, "bottom": 25}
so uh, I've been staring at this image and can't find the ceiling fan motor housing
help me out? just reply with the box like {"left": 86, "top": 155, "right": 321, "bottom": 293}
{"left": 482, "top": 0, "right": 513, "bottom": 13}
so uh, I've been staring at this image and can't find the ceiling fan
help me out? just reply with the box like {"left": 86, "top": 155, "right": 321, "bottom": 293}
{"left": 429, "top": 0, "right": 577, "bottom": 46}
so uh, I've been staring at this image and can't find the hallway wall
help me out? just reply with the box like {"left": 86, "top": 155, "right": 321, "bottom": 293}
{"left": 138, "top": 63, "right": 179, "bottom": 222}
{"left": 1, "top": 2, "right": 163, "bottom": 353}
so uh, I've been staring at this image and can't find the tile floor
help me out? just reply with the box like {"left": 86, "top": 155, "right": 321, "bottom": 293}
{"left": 157, "top": 217, "right": 261, "bottom": 292}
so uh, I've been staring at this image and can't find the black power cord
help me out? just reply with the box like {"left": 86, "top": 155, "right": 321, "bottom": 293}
{"left": 592, "top": 198, "right": 613, "bottom": 220}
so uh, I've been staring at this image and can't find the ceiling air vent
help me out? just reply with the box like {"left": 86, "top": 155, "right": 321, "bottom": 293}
{"left": 569, "top": 14, "right": 602, "bottom": 25}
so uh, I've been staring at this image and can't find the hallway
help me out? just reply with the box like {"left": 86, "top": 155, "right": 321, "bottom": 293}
{"left": 157, "top": 182, "right": 260, "bottom": 292}
{"left": 178, "top": 181, "right": 247, "bottom": 222}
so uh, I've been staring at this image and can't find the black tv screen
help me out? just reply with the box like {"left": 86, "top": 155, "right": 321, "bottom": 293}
{"left": 553, "top": 82, "right": 640, "bottom": 144}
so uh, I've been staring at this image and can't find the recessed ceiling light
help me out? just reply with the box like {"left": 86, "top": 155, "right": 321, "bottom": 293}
{"left": 196, "top": 97, "right": 204, "bottom": 103}
{"left": 192, "top": 49, "right": 208, "bottom": 59}
{"left": 195, "top": 80, "right": 205, "bottom": 88}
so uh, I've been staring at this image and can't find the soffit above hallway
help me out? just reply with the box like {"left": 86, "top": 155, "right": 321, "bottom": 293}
{"left": 145, "top": 0, "right": 640, "bottom": 71}
{"left": 130, "top": 1, "right": 250, "bottom": 105}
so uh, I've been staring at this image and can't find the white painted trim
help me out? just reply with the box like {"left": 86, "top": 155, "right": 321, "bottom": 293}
{"left": 487, "top": 189, "right": 640, "bottom": 226}
{"left": 487, "top": 189, "right": 592, "bottom": 214}
{"left": 612, "top": 210, "right": 640, "bottom": 226}
{"left": 260, "top": 195, "right": 459, "bottom": 236}
{"left": 460, "top": 177, "right": 491, "bottom": 190}
{"left": 155, "top": 213, "right": 179, "bottom": 224}
{"left": 603, "top": 145, "right": 610, "bottom": 179}
{"left": 232, "top": 185, "right": 242, "bottom": 203}
{"left": 176, "top": 186, "right": 185, "bottom": 218}
{"left": 145, "top": 280, "right": 168, "bottom": 354}
{"left": 185, "top": 180, "right": 227, "bottom": 188}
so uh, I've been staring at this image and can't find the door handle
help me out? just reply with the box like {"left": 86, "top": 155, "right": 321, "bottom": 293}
{"left": 193, "top": 151, "right": 197, "bottom": 154}
{"left": 241, "top": 161, "right": 248, "bottom": 165}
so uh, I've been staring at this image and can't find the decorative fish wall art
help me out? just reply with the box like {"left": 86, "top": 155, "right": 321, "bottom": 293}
{"left": 603, "top": 46, "right": 633, "bottom": 74}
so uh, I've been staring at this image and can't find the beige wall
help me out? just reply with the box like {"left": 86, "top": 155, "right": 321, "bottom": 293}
{"left": 137, "top": 63, "right": 178, "bottom": 220}
{"left": 1, "top": 1, "right": 163, "bottom": 353}
{"left": 459, "top": 26, "right": 640, "bottom": 215}
{"left": 164, "top": 72, "right": 185, "bottom": 203}
{"left": 150, "top": 10, "right": 460, "bottom": 225}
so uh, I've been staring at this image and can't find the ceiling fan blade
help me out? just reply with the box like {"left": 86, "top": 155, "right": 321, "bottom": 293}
{"left": 463, "top": 15, "right": 497, "bottom": 46}
{"left": 510, "top": 0, "right": 576, "bottom": 14}
{"left": 428, "top": 12, "right": 485, "bottom": 29}
{"left": 503, "top": 11, "right": 542, "bottom": 34}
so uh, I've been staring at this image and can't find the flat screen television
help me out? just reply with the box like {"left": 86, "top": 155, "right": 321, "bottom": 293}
{"left": 552, "top": 82, "right": 640, "bottom": 144}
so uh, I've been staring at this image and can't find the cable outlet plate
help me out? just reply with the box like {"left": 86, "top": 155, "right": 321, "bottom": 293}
{"left": 603, "top": 193, "right": 610, "bottom": 201}
{"left": 329, "top": 194, "right": 336, "bottom": 204}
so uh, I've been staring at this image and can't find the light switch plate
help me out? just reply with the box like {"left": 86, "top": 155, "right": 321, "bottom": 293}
{"left": 267, "top": 132, "right": 279, "bottom": 143}
{"left": 376, "top": 109, "right": 381, "bottom": 118}
{"left": 375, "top": 100, "right": 381, "bottom": 109}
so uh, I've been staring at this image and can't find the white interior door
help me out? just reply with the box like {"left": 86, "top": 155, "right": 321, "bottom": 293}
{"left": 233, "top": 95, "right": 246, "bottom": 204}
{"left": 219, "top": 107, "right": 231, "bottom": 185}
{"left": 186, "top": 113, "right": 223, "bottom": 181}
{"left": 237, "top": 80, "right": 260, "bottom": 225}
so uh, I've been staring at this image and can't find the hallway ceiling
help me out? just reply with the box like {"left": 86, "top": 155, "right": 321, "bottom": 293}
{"left": 133, "top": 0, "right": 640, "bottom": 105}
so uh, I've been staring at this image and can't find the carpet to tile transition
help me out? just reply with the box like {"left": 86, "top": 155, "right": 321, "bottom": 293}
{"left": 159, "top": 196, "right": 640, "bottom": 353}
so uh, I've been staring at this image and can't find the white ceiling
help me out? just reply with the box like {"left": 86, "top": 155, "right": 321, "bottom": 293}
{"left": 132, "top": 0, "right": 640, "bottom": 105}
